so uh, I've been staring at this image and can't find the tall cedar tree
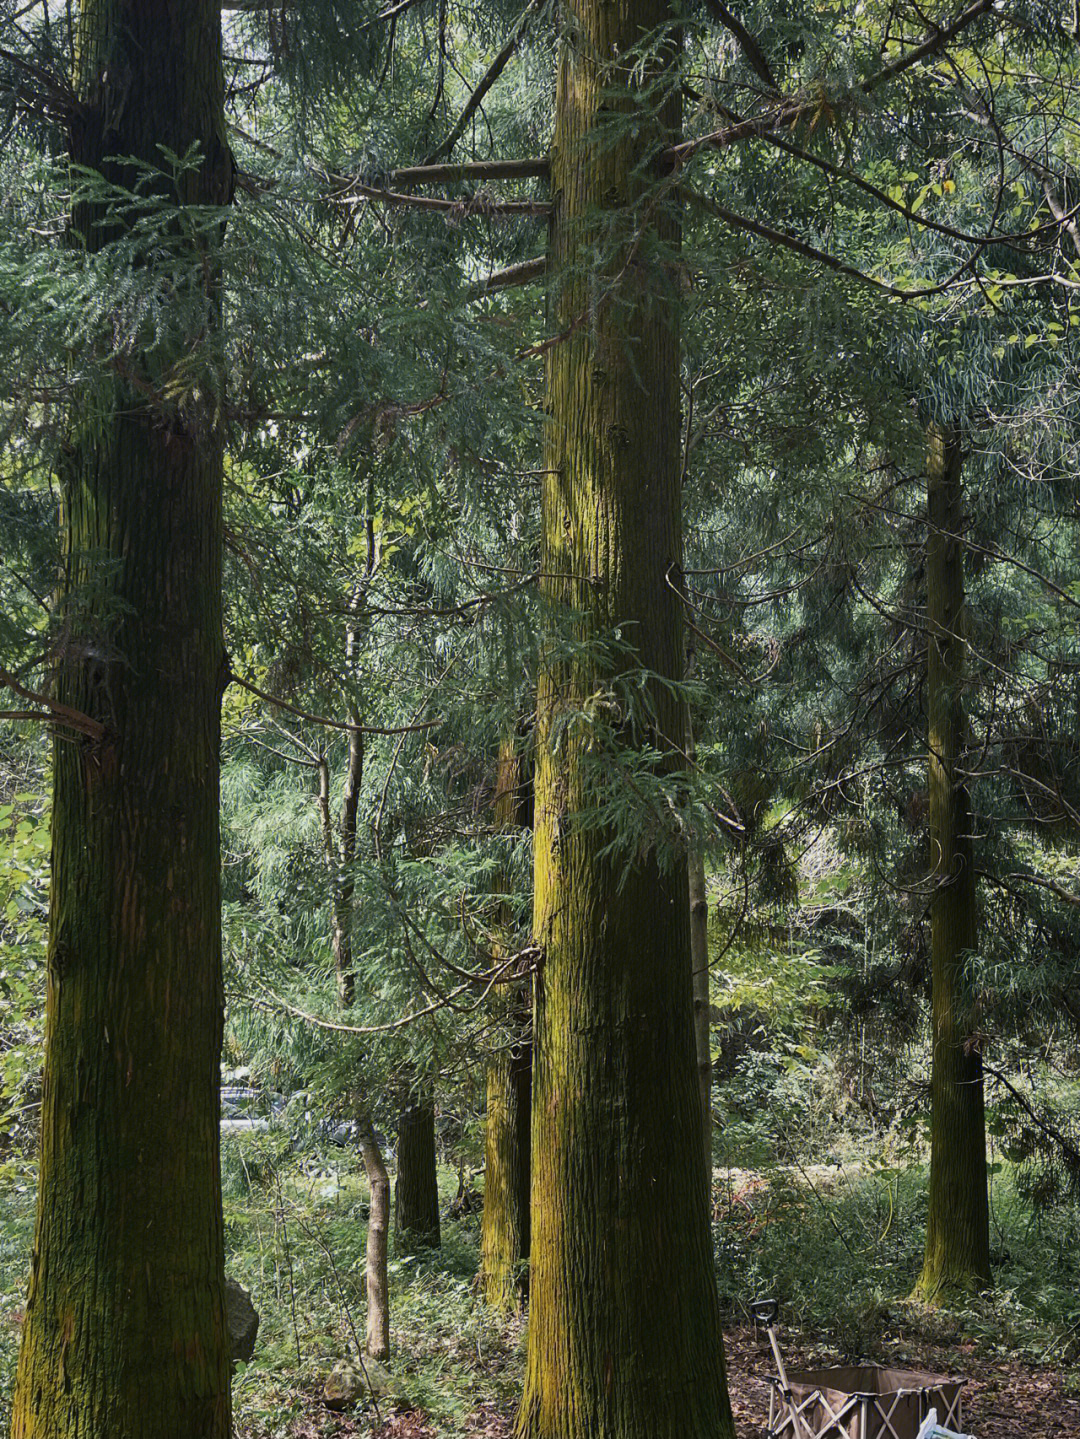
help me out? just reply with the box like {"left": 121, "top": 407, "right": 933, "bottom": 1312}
{"left": 11, "top": 2, "right": 234, "bottom": 1435}
{"left": 914, "top": 423, "right": 991, "bottom": 1300}
{"left": 517, "top": 0, "right": 733, "bottom": 1434}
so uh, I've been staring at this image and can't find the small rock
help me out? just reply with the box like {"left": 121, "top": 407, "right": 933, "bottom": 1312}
{"left": 225, "top": 1278, "right": 259, "bottom": 1364}
{"left": 323, "top": 1355, "right": 392, "bottom": 1410}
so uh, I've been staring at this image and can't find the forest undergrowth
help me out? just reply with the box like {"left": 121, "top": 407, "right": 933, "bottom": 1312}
{"left": 4, "top": 1124, "right": 1080, "bottom": 1438}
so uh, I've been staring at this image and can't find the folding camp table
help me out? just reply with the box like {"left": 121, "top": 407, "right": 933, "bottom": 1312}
{"left": 752, "top": 1299, "right": 972, "bottom": 1439}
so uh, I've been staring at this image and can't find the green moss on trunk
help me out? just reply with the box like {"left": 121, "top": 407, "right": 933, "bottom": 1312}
{"left": 914, "top": 423, "right": 991, "bottom": 1304}
{"left": 516, "top": 2, "right": 733, "bottom": 1434}
{"left": 481, "top": 989, "right": 532, "bottom": 1313}
{"left": 481, "top": 739, "right": 533, "bottom": 1313}
{"left": 12, "top": 3, "right": 233, "bottom": 1435}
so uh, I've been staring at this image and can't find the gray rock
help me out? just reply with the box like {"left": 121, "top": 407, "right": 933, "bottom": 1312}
{"left": 322, "top": 1355, "right": 392, "bottom": 1410}
{"left": 225, "top": 1278, "right": 259, "bottom": 1364}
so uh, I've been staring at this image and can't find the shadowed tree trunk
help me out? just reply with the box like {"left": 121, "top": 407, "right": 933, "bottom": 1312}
{"left": 686, "top": 704, "right": 713, "bottom": 1171}
{"left": 12, "top": 3, "right": 233, "bottom": 1436}
{"left": 516, "top": 0, "right": 733, "bottom": 1433}
{"left": 481, "top": 735, "right": 533, "bottom": 1312}
{"left": 689, "top": 833, "right": 713, "bottom": 1165}
{"left": 914, "top": 422, "right": 991, "bottom": 1303}
{"left": 395, "top": 1092, "right": 441, "bottom": 1252}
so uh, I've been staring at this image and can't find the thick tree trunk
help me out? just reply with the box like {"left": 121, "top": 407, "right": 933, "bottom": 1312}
{"left": 395, "top": 1094, "right": 441, "bottom": 1252}
{"left": 358, "top": 1112, "right": 391, "bottom": 1360}
{"left": 482, "top": 735, "right": 533, "bottom": 1312}
{"left": 517, "top": 1, "right": 732, "bottom": 1434}
{"left": 914, "top": 423, "right": 991, "bottom": 1303}
{"left": 12, "top": 4, "right": 233, "bottom": 1436}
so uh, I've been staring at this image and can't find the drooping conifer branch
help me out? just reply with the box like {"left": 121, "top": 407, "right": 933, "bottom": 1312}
{"left": 665, "top": 0, "right": 1000, "bottom": 167}
{"left": 229, "top": 670, "right": 443, "bottom": 733}
{"left": 699, "top": 0, "right": 778, "bottom": 92}
{"left": 680, "top": 185, "right": 983, "bottom": 298}
{"left": 423, "top": 0, "right": 550, "bottom": 164}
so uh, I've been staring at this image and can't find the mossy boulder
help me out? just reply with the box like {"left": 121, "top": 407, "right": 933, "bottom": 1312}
{"left": 322, "top": 1355, "right": 393, "bottom": 1410}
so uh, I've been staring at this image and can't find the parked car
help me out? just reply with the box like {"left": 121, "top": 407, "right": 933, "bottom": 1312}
{"left": 220, "top": 1086, "right": 284, "bottom": 1135}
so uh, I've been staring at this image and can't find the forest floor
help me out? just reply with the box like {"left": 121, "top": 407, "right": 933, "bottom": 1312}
{"left": 4, "top": 1152, "right": 1080, "bottom": 1437}
{"left": 722, "top": 1325, "right": 1080, "bottom": 1439}
{"left": 255, "top": 1322, "right": 1080, "bottom": 1438}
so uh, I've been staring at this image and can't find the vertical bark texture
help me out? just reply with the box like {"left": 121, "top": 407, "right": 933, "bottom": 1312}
{"left": 481, "top": 1018, "right": 532, "bottom": 1310}
{"left": 12, "top": 3, "right": 233, "bottom": 1437}
{"left": 914, "top": 423, "right": 991, "bottom": 1302}
{"left": 518, "top": 1, "right": 732, "bottom": 1433}
{"left": 395, "top": 1095, "right": 441, "bottom": 1252}
{"left": 689, "top": 848, "right": 712, "bottom": 1166}
{"left": 481, "top": 738, "right": 533, "bottom": 1313}
{"left": 686, "top": 710, "right": 713, "bottom": 1170}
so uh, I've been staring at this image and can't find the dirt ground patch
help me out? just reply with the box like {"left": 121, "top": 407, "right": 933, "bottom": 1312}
{"left": 287, "top": 1325, "right": 1080, "bottom": 1437}
{"left": 723, "top": 1324, "right": 1080, "bottom": 1439}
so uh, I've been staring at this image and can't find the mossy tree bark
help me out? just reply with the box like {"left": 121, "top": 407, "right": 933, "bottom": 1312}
{"left": 481, "top": 736, "right": 533, "bottom": 1313}
{"left": 395, "top": 1093, "right": 441, "bottom": 1252}
{"left": 11, "top": 3, "right": 233, "bottom": 1437}
{"left": 516, "top": 1, "right": 733, "bottom": 1434}
{"left": 481, "top": 1015, "right": 532, "bottom": 1310}
{"left": 914, "top": 423, "right": 991, "bottom": 1303}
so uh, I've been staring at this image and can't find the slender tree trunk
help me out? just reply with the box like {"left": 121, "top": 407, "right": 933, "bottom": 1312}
{"left": 316, "top": 488, "right": 384, "bottom": 1350}
{"left": 12, "top": 4, "right": 233, "bottom": 1436}
{"left": 482, "top": 737, "right": 533, "bottom": 1312}
{"left": 689, "top": 846, "right": 712, "bottom": 1164}
{"left": 481, "top": 1005, "right": 532, "bottom": 1310}
{"left": 685, "top": 707, "right": 713, "bottom": 1172}
{"left": 517, "top": 1, "right": 732, "bottom": 1433}
{"left": 914, "top": 423, "right": 991, "bottom": 1302}
{"left": 395, "top": 1093, "right": 441, "bottom": 1252}
{"left": 358, "top": 1112, "right": 391, "bottom": 1360}
{"left": 317, "top": 720, "right": 363, "bottom": 1009}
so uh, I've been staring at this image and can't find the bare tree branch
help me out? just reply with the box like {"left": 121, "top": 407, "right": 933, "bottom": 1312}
{"left": 464, "top": 254, "right": 546, "bottom": 298}
{"left": 0, "top": 667, "right": 106, "bottom": 742}
{"left": 228, "top": 670, "right": 442, "bottom": 734}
